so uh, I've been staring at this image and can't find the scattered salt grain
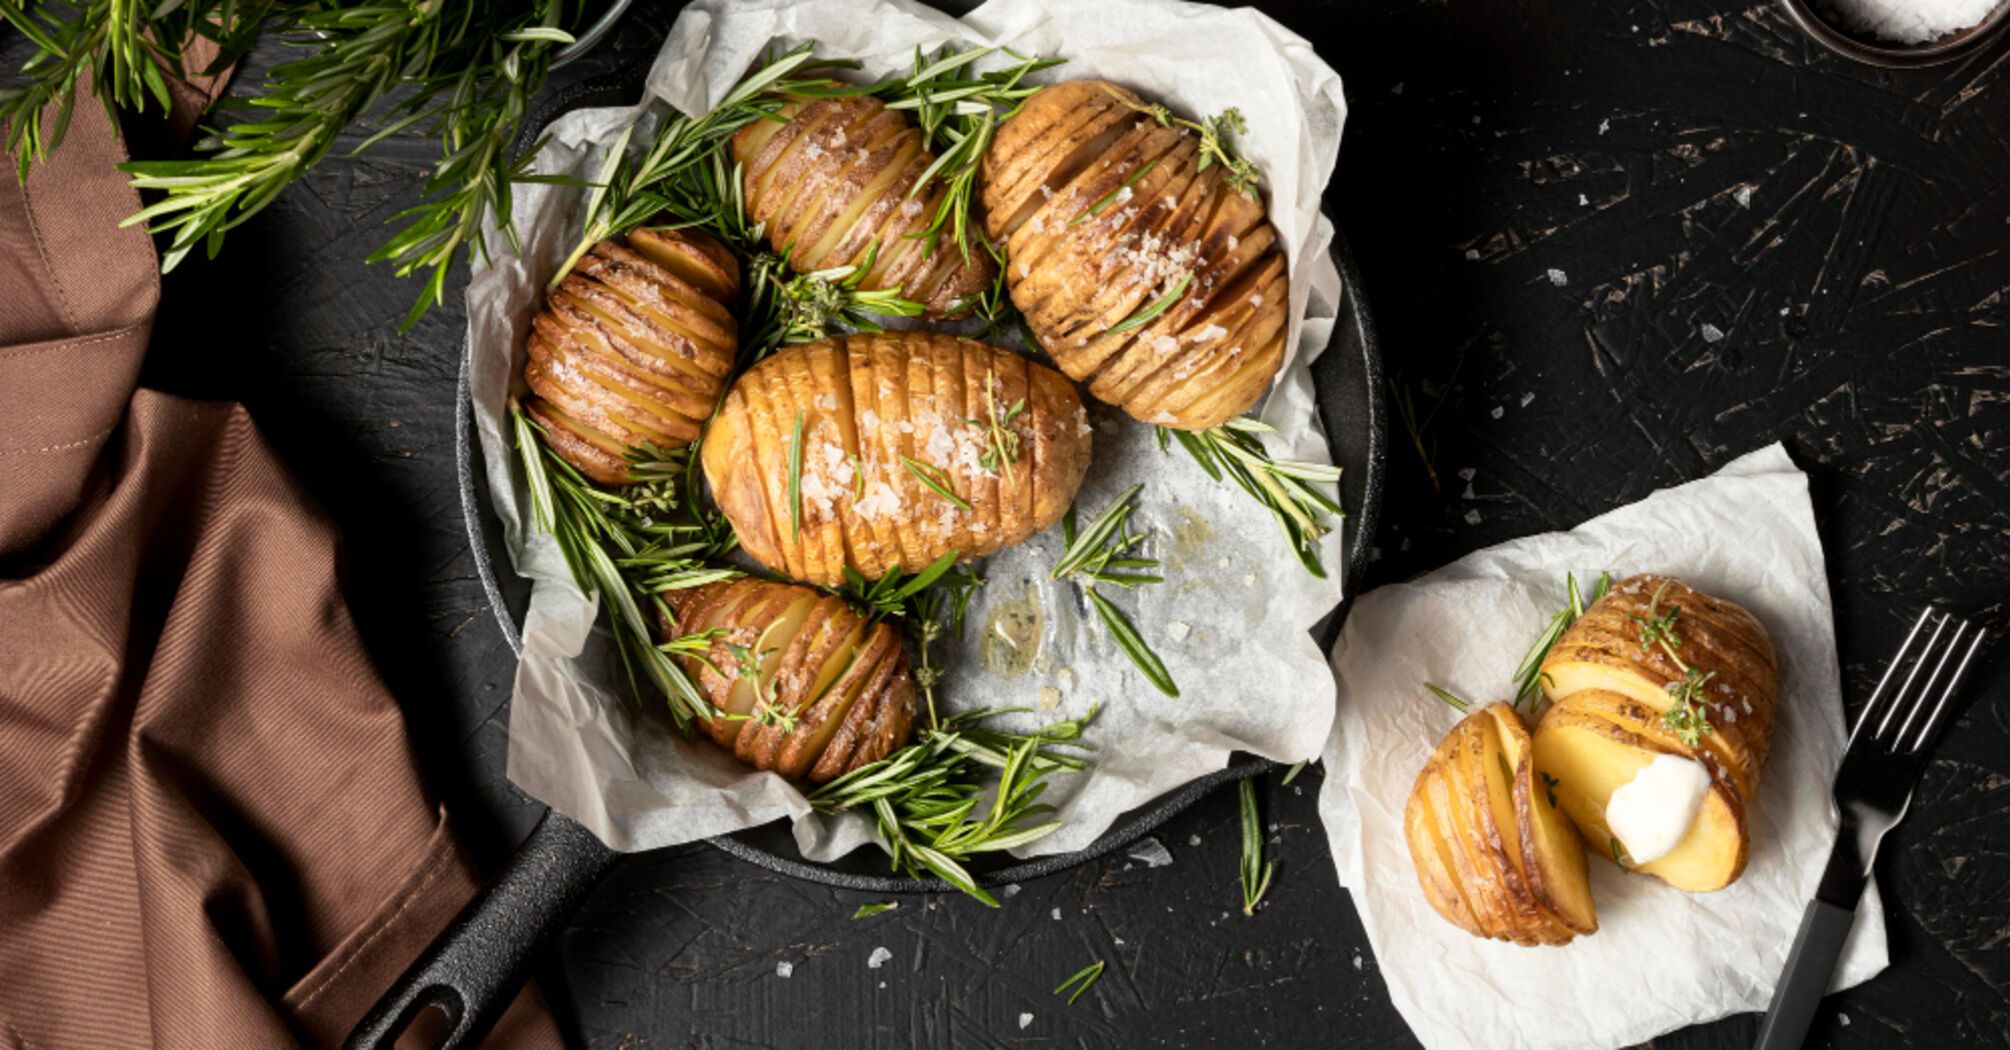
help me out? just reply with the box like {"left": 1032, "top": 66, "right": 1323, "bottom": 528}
{"left": 1128, "top": 836, "right": 1175, "bottom": 868}
{"left": 1521, "top": 391, "right": 1535, "bottom": 407}
{"left": 1598, "top": 117, "right": 1610, "bottom": 135}
{"left": 1839, "top": 1013, "right": 1851, "bottom": 1027}
{"left": 1700, "top": 323, "right": 1726, "bottom": 343}
{"left": 1462, "top": 483, "right": 1477, "bottom": 500}
{"left": 1734, "top": 184, "right": 1753, "bottom": 208}
{"left": 1052, "top": 907, "right": 1063, "bottom": 921}
{"left": 776, "top": 961, "right": 794, "bottom": 979}
{"left": 1490, "top": 405, "right": 1505, "bottom": 419}
{"left": 867, "top": 947, "right": 892, "bottom": 969}
{"left": 1464, "top": 509, "right": 1484, "bottom": 525}
{"left": 1464, "top": 248, "right": 1481, "bottom": 260}
{"left": 1578, "top": 193, "right": 1589, "bottom": 206}
{"left": 1547, "top": 268, "right": 1568, "bottom": 286}
{"left": 1019, "top": 1013, "right": 1035, "bottom": 1030}
{"left": 1037, "top": 686, "right": 1062, "bottom": 710}
{"left": 1165, "top": 621, "right": 1191, "bottom": 643}
{"left": 1352, "top": 955, "right": 1363, "bottom": 970}
{"left": 1189, "top": 833, "right": 1203, "bottom": 847}
{"left": 1458, "top": 467, "right": 1476, "bottom": 481}
{"left": 1003, "top": 883, "right": 1022, "bottom": 898}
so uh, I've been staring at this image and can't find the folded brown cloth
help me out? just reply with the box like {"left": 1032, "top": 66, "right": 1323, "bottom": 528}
{"left": 0, "top": 71, "right": 562, "bottom": 1050}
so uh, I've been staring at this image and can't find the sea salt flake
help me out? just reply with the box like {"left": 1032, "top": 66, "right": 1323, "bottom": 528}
{"left": 1521, "top": 392, "right": 1535, "bottom": 407}
{"left": 1490, "top": 406, "right": 1505, "bottom": 419}
{"left": 776, "top": 961, "right": 794, "bottom": 978}
{"left": 1352, "top": 955, "right": 1363, "bottom": 970}
{"left": 1019, "top": 1013, "right": 1034, "bottom": 1030}
{"left": 1165, "top": 621, "right": 1191, "bottom": 642}
{"left": 1189, "top": 833, "right": 1203, "bottom": 846}
{"left": 1127, "top": 837, "right": 1174, "bottom": 868}
{"left": 1547, "top": 268, "right": 1568, "bottom": 286}
{"left": 1051, "top": 907, "right": 1063, "bottom": 921}
{"left": 867, "top": 947, "right": 892, "bottom": 969}
{"left": 1003, "top": 883, "right": 1021, "bottom": 897}
{"left": 1464, "top": 248, "right": 1481, "bottom": 260}
{"left": 1037, "top": 685, "right": 1061, "bottom": 710}
{"left": 1458, "top": 467, "right": 1476, "bottom": 481}
{"left": 1464, "top": 509, "right": 1484, "bottom": 525}
{"left": 1701, "top": 323, "right": 1726, "bottom": 343}
{"left": 1598, "top": 117, "right": 1611, "bottom": 134}
{"left": 1734, "top": 184, "right": 1753, "bottom": 207}
{"left": 1578, "top": 193, "right": 1589, "bottom": 206}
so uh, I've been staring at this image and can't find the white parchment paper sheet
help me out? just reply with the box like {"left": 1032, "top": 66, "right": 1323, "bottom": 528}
{"left": 466, "top": 0, "right": 1349, "bottom": 856}
{"left": 1317, "top": 444, "right": 1888, "bottom": 1050}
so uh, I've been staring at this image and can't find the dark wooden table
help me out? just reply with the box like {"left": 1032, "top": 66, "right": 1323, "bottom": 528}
{"left": 136, "top": 1, "right": 2009, "bottom": 1046}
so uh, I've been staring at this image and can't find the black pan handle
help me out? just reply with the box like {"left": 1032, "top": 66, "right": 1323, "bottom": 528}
{"left": 344, "top": 810, "right": 621, "bottom": 1050}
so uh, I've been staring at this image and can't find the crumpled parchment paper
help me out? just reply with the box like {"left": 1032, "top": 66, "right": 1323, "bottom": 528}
{"left": 466, "top": 0, "right": 1349, "bottom": 857}
{"left": 1317, "top": 443, "right": 1888, "bottom": 1050}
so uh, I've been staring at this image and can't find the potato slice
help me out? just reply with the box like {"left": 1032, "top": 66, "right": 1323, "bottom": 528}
{"left": 1532, "top": 692, "right": 1749, "bottom": 892}
{"left": 731, "top": 94, "right": 995, "bottom": 318}
{"left": 522, "top": 227, "right": 739, "bottom": 484}
{"left": 1404, "top": 703, "right": 1596, "bottom": 946}
{"left": 660, "top": 580, "right": 915, "bottom": 783}
{"left": 703, "top": 332, "right": 1092, "bottom": 585}
{"left": 980, "top": 79, "right": 1288, "bottom": 430}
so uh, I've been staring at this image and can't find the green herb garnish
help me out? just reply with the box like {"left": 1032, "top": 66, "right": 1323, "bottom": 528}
{"left": 961, "top": 372, "right": 1026, "bottom": 483}
{"left": 902, "top": 456, "right": 973, "bottom": 511}
{"left": 1054, "top": 960, "right": 1107, "bottom": 1005}
{"left": 1070, "top": 158, "right": 1159, "bottom": 227}
{"left": 1104, "top": 87, "right": 1261, "bottom": 198}
{"left": 1424, "top": 682, "right": 1470, "bottom": 712}
{"left": 1105, "top": 270, "right": 1192, "bottom": 335}
{"left": 788, "top": 411, "right": 806, "bottom": 539}
{"left": 1511, "top": 570, "right": 1612, "bottom": 707}
{"left": 1628, "top": 581, "right": 1716, "bottom": 747}
{"left": 1160, "top": 419, "right": 1342, "bottom": 577}
{"left": 1239, "top": 779, "right": 1275, "bottom": 916}
{"left": 1051, "top": 486, "right": 1176, "bottom": 696}
{"left": 852, "top": 901, "right": 900, "bottom": 920}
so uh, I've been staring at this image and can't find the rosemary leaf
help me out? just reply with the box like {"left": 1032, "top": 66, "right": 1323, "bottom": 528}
{"left": 1054, "top": 960, "right": 1107, "bottom": 1005}
{"left": 1238, "top": 779, "right": 1274, "bottom": 916}
{"left": 1086, "top": 587, "right": 1178, "bottom": 697}
{"left": 1424, "top": 682, "right": 1470, "bottom": 712}
{"left": 902, "top": 456, "right": 973, "bottom": 511}
{"left": 851, "top": 901, "right": 899, "bottom": 920}
{"left": 789, "top": 411, "right": 805, "bottom": 539}
{"left": 1069, "top": 158, "right": 1158, "bottom": 227}
{"left": 1105, "top": 270, "right": 1192, "bottom": 335}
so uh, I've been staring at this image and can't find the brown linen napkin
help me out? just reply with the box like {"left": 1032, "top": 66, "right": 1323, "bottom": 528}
{"left": 0, "top": 69, "right": 562, "bottom": 1050}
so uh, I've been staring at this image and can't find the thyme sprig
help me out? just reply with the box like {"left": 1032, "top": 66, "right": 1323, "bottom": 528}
{"left": 1632, "top": 582, "right": 1715, "bottom": 747}
{"left": 1239, "top": 779, "right": 1276, "bottom": 916}
{"left": 808, "top": 705, "right": 1096, "bottom": 906}
{"left": 742, "top": 245, "right": 928, "bottom": 359}
{"left": 1159, "top": 419, "right": 1343, "bottom": 577}
{"left": 1104, "top": 87, "right": 1260, "bottom": 198}
{"left": 511, "top": 404, "right": 736, "bottom": 728}
{"left": 1054, "top": 960, "right": 1106, "bottom": 1004}
{"left": 1052, "top": 485, "right": 1177, "bottom": 696}
{"left": 962, "top": 373, "right": 1025, "bottom": 482}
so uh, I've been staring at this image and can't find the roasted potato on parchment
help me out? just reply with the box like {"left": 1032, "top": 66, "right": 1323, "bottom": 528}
{"left": 660, "top": 579, "right": 913, "bottom": 782}
{"left": 523, "top": 226, "right": 740, "bottom": 484}
{"left": 701, "top": 331, "right": 1092, "bottom": 586}
{"left": 980, "top": 79, "right": 1289, "bottom": 430}
{"left": 1405, "top": 703, "right": 1598, "bottom": 946}
{"left": 732, "top": 93, "right": 995, "bottom": 318}
{"left": 1534, "top": 575, "right": 1778, "bottom": 892}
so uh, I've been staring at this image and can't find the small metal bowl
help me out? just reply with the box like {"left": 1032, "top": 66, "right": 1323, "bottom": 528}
{"left": 1775, "top": 0, "right": 2010, "bottom": 67}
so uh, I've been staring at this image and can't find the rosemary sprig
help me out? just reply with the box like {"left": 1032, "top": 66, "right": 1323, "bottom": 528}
{"left": 1106, "top": 270, "right": 1191, "bottom": 335}
{"left": 809, "top": 705, "right": 1096, "bottom": 906}
{"left": 961, "top": 373, "right": 1025, "bottom": 483}
{"left": 1510, "top": 570, "right": 1611, "bottom": 707}
{"left": 838, "top": 551, "right": 964, "bottom": 621}
{"left": 741, "top": 246, "right": 927, "bottom": 358}
{"left": 511, "top": 405, "right": 741, "bottom": 727}
{"left": 901, "top": 456, "right": 973, "bottom": 511}
{"left": 1424, "top": 682, "right": 1470, "bottom": 712}
{"left": 1239, "top": 779, "right": 1275, "bottom": 916}
{"left": 1054, "top": 960, "right": 1106, "bottom": 1005}
{"left": 1104, "top": 87, "right": 1261, "bottom": 198}
{"left": 113, "top": 1, "right": 575, "bottom": 326}
{"left": 1052, "top": 485, "right": 1176, "bottom": 696}
{"left": 788, "top": 411, "right": 805, "bottom": 539}
{"left": 838, "top": 554, "right": 983, "bottom": 729}
{"left": 877, "top": 45, "right": 1062, "bottom": 262}
{"left": 1069, "top": 158, "right": 1157, "bottom": 227}
{"left": 1160, "top": 419, "right": 1342, "bottom": 577}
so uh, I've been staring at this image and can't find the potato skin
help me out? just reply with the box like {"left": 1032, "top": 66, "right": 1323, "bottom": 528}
{"left": 731, "top": 94, "right": 995, "bottom": 318}
{"left": 524, "top": 226, "right": 740, "bottom": 484}
{"left": 980, "top": 80, "right": 1289, "bottom": 430}
{"left": 659, "top": 578, "right": 914, "bottom": 782}
{"left": 1404, "top": 702, "right": 1594, "bottom": 946}
{"left": 701, "top": 331, "right": 1093, "bottom": 585}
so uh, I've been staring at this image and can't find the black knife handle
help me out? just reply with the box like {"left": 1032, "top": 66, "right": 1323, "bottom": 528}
{"left": 343, "top": 811, "right": 620, "bottom": 1050}
{"left": 1751, "top": 897, "right": 1858, "bottom": 1050}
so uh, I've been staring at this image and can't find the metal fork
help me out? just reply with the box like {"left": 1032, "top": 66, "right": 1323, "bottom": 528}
{"left": 1753, "top": 608, "right": 1989, "bottom": 1050}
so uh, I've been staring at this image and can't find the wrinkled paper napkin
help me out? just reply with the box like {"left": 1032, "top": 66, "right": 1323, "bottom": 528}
{"left": 1318, "top": 444, "right": 1887, "bottom": 1050}
{"left": 467, "top": 0, "right": 1349, "bottom": 856}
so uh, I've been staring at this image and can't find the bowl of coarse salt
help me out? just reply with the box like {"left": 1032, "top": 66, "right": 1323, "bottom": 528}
{"left": 1777, "top": 0, "right": 2010, "bottom": 65}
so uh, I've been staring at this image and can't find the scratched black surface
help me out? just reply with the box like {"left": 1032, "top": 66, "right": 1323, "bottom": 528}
{"left": 109, "top": 0, "right": 2010, "bottom": 1046}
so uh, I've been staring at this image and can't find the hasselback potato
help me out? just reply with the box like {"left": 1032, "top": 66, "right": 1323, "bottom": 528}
{"left": 524, "top": 226, "right": 740, "bottom": 484}
{"left": 1405, "top": 703, "right": 1596, "bottom": 946}
{"left": 1533, "top": 575, "right": 1778, "bottom": 891}
{"left": 660, "top": 578, "right": 914, "bottom": 782}
{"left": 732, "top": 94, "right": 995, "bottom": 318}
{"left": 701, "top": 331, "right": 1092, "bottom": 586}
{"left": 980, "top": 80, "right": 1288, "bottom": 430}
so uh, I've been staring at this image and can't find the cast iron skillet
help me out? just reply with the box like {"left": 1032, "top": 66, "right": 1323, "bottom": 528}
{"left": 345, "top": 63, "right": 1386, "bottom": 1050}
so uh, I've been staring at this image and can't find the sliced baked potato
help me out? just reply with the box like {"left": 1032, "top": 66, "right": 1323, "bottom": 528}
{"left": 732, "top": 93, "right": 995, "bottom": 318}
{"left": 524, "top": 226, "right": 740, "bottom": 484}
{"left": 1533, "top": 574, "right": 1778, "bottom": 892}
{"left": 701, "top": 331, "right": 1092, "bottom": 586}
{"left": 1404, "top": 702, "right": 1597, "bottom": 946}
{"left": 659, "top": 578, "right": 914, "bottom": 782}
{"left": 980, "top": 79, "right": 1289, "bottom": 430}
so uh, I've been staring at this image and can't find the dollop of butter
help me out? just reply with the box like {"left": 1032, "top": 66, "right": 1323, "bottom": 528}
{"left": 1605, "top": 754, "right": 1710, "bottom": 865}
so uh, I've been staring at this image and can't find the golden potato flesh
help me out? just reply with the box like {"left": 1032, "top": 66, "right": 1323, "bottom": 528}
{"left": 524, "top": 226, "right": 740, "bottom": 484}
{"left": 1404, "top": 702, "right": 1596, "bottom": 946}
{"left": 980, "top": 80, "right": 1289, "bottom": 431}
{"left": 1532, "top": 690, "right": 1749, "bottom": 892}
{"left": 1539, "top": 573, "right": 1778, "bottom": 800}
{"left": 701, "top": 331, "right": 1092, "bottom": 586}
{"left": 731, "top": 94, "right": 996, "bottom": 318}
{"left": 659, "top": 578, "right": 914, "bottom": 782}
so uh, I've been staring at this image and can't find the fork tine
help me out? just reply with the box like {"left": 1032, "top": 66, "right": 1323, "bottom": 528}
{"left": 1892, "top": 617, "right": 1968, "bottom": 750}
{"left": 1871, "top": 610, "right": 1948, "bottom": 743}
{"left": 1849, "top": 607, "right": 1935, "bottom": 746}
{"left": 1904, "top": 626, "right": 1987, "bottom": 754}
